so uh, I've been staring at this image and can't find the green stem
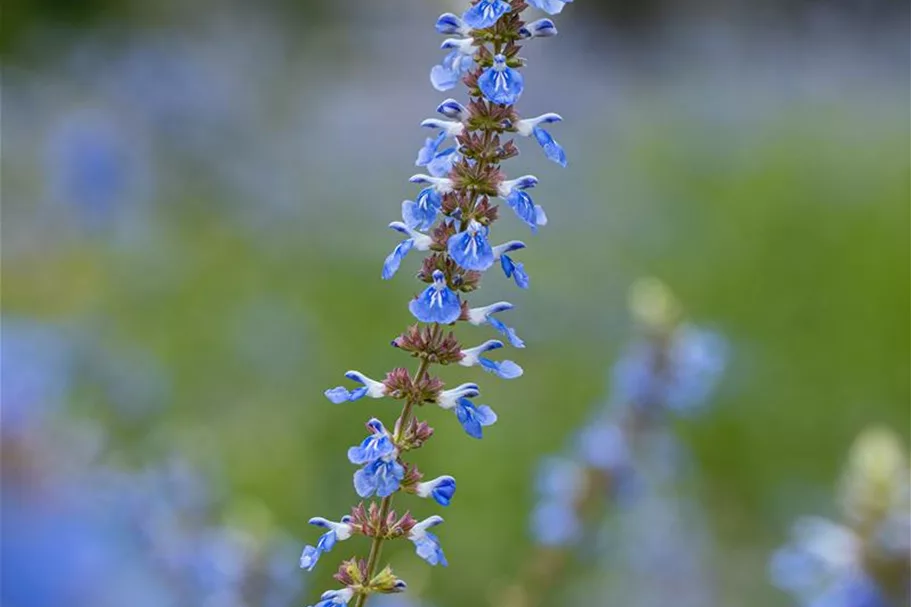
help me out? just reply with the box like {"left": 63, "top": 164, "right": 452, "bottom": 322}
{"left": 353, "top": 356, "right": 432, "bottom": 607}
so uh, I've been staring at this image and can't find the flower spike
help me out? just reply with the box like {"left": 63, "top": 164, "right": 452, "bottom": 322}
{"left": 304, "top": 0, "right": 575, "bottom": 603}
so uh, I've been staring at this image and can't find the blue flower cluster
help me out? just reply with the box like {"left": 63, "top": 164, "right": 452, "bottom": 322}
{"left": 1, "top": 319, "right": 303, "bottom": 607}
{"left": 526, "top": 280, "right": 728, "bottom": 550}
{"left": 309, "top": 1, "right": 577, "bottom": 605}
{"left": 769, "top": 427, "right": 909, "bottom": 607}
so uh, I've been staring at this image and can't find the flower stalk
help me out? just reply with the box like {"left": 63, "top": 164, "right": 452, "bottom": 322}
{"left": 300, "top": 1, "right": 576, "bottom": 605}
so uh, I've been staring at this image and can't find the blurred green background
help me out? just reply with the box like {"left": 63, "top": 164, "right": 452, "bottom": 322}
{"left": 2, "top": 0, "right": 908, "bottom": 606}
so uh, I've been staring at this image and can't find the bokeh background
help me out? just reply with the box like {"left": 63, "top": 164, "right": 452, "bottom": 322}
{"left": 2, "top": 0, "right": 909, "bottom": 606}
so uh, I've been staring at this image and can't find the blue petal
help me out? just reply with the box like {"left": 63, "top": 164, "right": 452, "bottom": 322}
{"left": 478, "top": 64, "right": 524, "bottom": 106}
{"left": 455, "top": 398, "right": 497, "bottom": 439}
{"left": 416, "top": 131, "right": 446, "bottom": 166}
{"left": 316, "top": 529, "right": 337, "bottom": 552}
{"left": 427, "top": 147, "right": 458, "bottom": 178}
{"left": 462, "top": 0, "right": 511, "bottom": 29}
{"left": 431, "top": 65, "right": 459, "bottom": 92}
{"left": 533, "top": 127, "right": 567, "bottom": 167}
{"left": 409, "top": 282, "right": 462, "bottom": 324}
{"left": 500, "top": 255, "right": 530, "bottom": 289}
{"left": 414, "top": 532, "right": 447, "bottom": 566}
{"left": 479, "top": 358, "right": 523, "bottom": 379}
{"left": 488, "top": 316, "right": 525, "bottom": 348}
{"left": 527, "top": 0, "right": 571, "bottom": 15}
{"left": 374, "top": 459, "right": 405, "bottom": 498}
{"left": 382, "top": 238, "right": 414, "bottom": 280}
{"left": 506, "top": 190, "right": 546, "bottom": 232}
{"left": 448, "top": 227, "right": 494, "bottom": 271}
{"left": 300, "top": 545, "right": 320, "bottom": 571}
{"left": 347, "top": 434, "right": 394, "bottom": 465}
{"left": 432, "top": 478, "right": 456, "bottom": 506}
{"left": 402, "top": 188, "right": 442, "bottom": 230}
{"left": 353, "top": 466, "right": 376, "bottom": 498}
{"left": 324, "top": 387, "right": 351, "bottom": 404}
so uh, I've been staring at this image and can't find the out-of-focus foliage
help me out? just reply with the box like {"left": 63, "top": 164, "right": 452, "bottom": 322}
{"left": 2, "top": 1, "right": 908, "bottom": 606}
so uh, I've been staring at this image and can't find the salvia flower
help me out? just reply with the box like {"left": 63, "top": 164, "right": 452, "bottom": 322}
{"left": 478, "top": 54, "right": 524, "bottom": 105}
{"left": 459, "top": 339, "right": 524, "bottom": 379}
{"left": 498, "top": 175, "right": 547, "bottom": 231}
{"left": 325, "top": 371, "right": 388, "bottom": 404}
{"left": 300, "top": 516, "right": 354, "bottom": 571}
{"left": 467, "top": 302, "right": 525, "bottom": 347}
{"left": 408, "top": 516, "right": 448, "bottom": 566}
{"left": 462, "top": 0, "right": 512, "bottom": 29}
{"left": 304, "top": 1, "right": 575, "bottom": 603}
{"left": 515, "top": 113, "right": 567, "bottom": 166}
{"left": 416, "top": 476, "right": 457, "bottom": 506}
{"left": 409, "top": 270, "right": 462, "bottom": 324}
{"left": 448, "top": 220, "right": 495, "bottom": 271}
{"left": 454, "top": 396, "right": 498, "bottom": 438}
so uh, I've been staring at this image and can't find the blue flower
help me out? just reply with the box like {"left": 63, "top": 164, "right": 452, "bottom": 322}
{"left": 431, "top": 38, "right": 476, "bottom": 92}
{"left": 574, "top": 422, "right": 629, "bottom": 471}
{"left": 409, "top": 270, "right": 462, "bottom": 324}
{"left": 324, "top": 371, "right": 387, "bottom": 404}
{"left": 467, "top": 302, "right": 525, "bottom": 347}
{"left": 435, "top": 13, "right": 471, "bottom": 36}
{"left": 493, "top": 241, "right": 530, "bottom": 289}
{"left": 454, "top": 397, "right": 498, "bottom": 438}
{"left": 401, "top": 190, "right": 443, "bottom": 232}
{"left": 417, "top": 475, "right": 457, "bottom": 506}
{"left": 353, "top": 458, "right": 405, "bottom": 498}
{"left": 422, "top": 117, "right": 467, "bottom": 137}
{"left": 462, "top": 0, "right": 511, "bottom": 29}
{"left": 459, "top": 340, "right": 523, "bottom": 379}
{"left": 383, "top": 222, "right": 434, "bottom": 279}
{"left": 348, "top": 419, "right": 395, "bottom": 464}
{"left": 515, "top": 113, "right": 566, "bottom": 166}
{"left": 408, "top": 516, "right": 448, "bottom": 566}
{"left": 299, "top": 516, "right": 354, "bottom": 572}
{"left": 519, "top": 18, "right": 558, "bottom": 39}
{"left": 498, "top": 176, "right": 547, "bottom": 231}
{"left": 448, "top": 220, "right": 495, "bottom": 271}
{"left": 478, "top": 54, "right": 524, "bottom": 105}
{"left": 309, "top": 588, "right": 354, "bottom": 607}
{"left": 527, "top": 0, "right": 574, "bottom": 15}
{"left": 531, "top": 499, "right": 580, "bottom": 546}
{"left": 436, "top": 98, "right": 469, "bottom": 122}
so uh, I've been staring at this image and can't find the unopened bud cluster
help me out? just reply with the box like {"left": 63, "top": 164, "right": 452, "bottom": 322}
{"left": 300, "top": 1, "right": 576, "bottom": 606}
